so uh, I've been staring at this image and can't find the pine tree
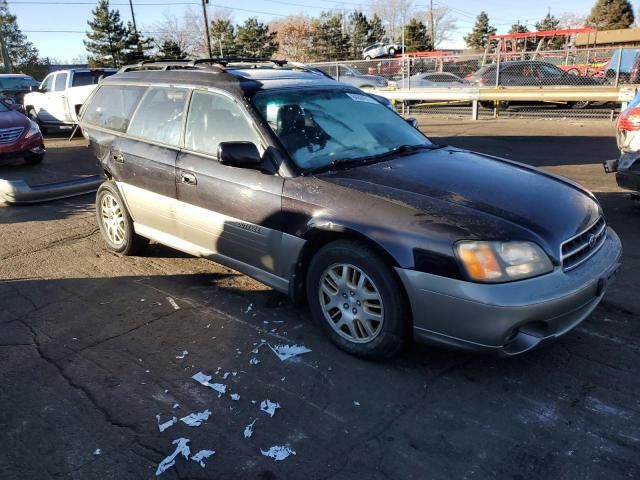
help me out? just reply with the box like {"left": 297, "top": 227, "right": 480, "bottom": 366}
{"left": 314, "top": 12, "right": 350, "bottom": 61}
{"left": 368, "top": 14, "right": 386, "bottom": 44}
{"left": 403, "top": 18, "right": 433, "bottom": 53}
{"left": 157, "top": 40, "right": 187, "bottom": 59}
{"left": 0, "top": 3, "right": 45, "bottom": 75}
{"left": 210, "top": 19, "right": 237, "bottom": 57}
{"left": 84, "top": 0, "right": 128, "bottom": 67}
{"left": 123, "top": 22, "right": 153, "bottom": 64}
{"left": 235, "top": 18, "right": 278, "bottom": 58}
{"left": 586, "top": 0, "right": 634, "bottom": 30}
{"left": 508, "top": 20, "right": 535, "bottom": 50}
{"left": 535, "top": 11, "right": 563, "bottom": 49}
{"left": 348, "top": 11, "right": 371, "bottom": 58}
{"left": 463, "top": 11, "right": 496, "bottom": 49}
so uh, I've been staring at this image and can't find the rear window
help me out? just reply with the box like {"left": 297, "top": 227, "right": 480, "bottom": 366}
{"left": 0, "top": 76, "right": 37, "bottom": 89}
{"left": 82, "top": 85, "right": 146, "bottom": 132}
{"left": 72, "top": 71, "right": 115, "bottom": 87}
{"left": 127, "top": 87, "right": 189, "bottom": 146}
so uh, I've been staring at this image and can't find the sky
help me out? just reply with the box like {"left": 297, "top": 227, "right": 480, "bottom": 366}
{"left": 6, "top": 0, "right": 640, "bottom": 62}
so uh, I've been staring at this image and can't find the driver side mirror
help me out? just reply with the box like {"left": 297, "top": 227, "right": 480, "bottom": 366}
{"left": 218, "top": 141, "right": 262, "bottom": 168}
{"left": 406, "top": 117, "right": 418, "bottom": 128}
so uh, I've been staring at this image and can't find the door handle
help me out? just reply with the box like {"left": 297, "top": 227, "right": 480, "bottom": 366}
{"left": 180, "top": 172, "right": 197, "bottom": 186}
{"left": 112, "top": 150, "right": 124, "bottom": 163}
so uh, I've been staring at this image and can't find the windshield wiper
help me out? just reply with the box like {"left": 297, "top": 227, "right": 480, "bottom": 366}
{"left": 306, "top": 144, "right": 444, "bottom": 174}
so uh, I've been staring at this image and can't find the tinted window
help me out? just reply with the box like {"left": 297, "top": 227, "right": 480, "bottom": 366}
{"left": 538, "top": 64, "right": 563, "bottom": 77}
{"left": 503, "top": 64, "right": 526, "bottom": 75}
{"left": 128, "top": 87, "right": 188, "bottom": 146}
{"left": 72, "top": 71, "right": 115, "bottom": 87}
{"left": 54, "top": 73, "right": 67, "bottom": 92}
{"left": 185, "top": 90, "right": 261, "bottom": 157}
{"left": 83, "top": 85, "right": 146, "bottom": 133}
{"left": 40, "top": 75, "right": 53, "bottom": 93}
{"left": 0, "top": 76, "right": 38, "bottom": 90}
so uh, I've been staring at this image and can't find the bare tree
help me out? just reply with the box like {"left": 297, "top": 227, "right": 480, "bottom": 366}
{"left": 419, "top": 5, "right": 456, "bottom": 47}
{"left": 150, "top": 8, "right": 203, "bottom": 58}
{"left": 368, "top": 0, "right": 414, "bottom": 41}
{"left": 557, "top": 12, "right": 587, "bottom": 29}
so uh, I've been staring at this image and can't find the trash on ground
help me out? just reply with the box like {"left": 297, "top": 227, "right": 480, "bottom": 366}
{"left": 191, "top": 449, "right": 215, "bottom": 468}
{"left": 269, "top": 344, "right": 312, "bottom": 361}
{"left": 175, "top": 350, "right": 189, "bottom": 359}
{"left": 245, "top": 303, "right": 253, "bottom": 314}
{"left": 156, "top": 414, "right": 177, "bottom": 432}
{"left": 250, "top": 357, "right": 260, "bottom": 365}
{"left": 93, "top": 448, "right": 101, "bottom": 455}
{"left": 172, "top": 403, "right": 179, "bottom": 409}
{"left": 260, "top": 445, "right": 296, "bottom": 461}
{"left": 244, "top": 419, "right": 257, "bottom": 438}
{"left": 166, "top": 297, "right": 180, "bottom": 310}
{"left": 180, "top": 409, "right": 211, "bottom": 427}
{"left": 192, "top": 372, "right": 226, "bottom": 396}
{"left": 155, "top": 438, "right": 190, "bottom": 476}
{"left": 260, "top": 400, "right": 281, "bottom": 418}
{"left": 230, "top": 393, "right": 240, "bottom": 401}
{"left": 353, "top": 401, "right": 360, "bottom": 406}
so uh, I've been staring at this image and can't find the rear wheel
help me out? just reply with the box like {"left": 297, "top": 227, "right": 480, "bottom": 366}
{"left": 96, "top": 182, "right": 148, "bottom": 255}
{"left": 307, "top": 241, "right": 409, "bottom": 359}
{"left": 364, "top": 55, "right": 372, "bottom": 60}
{"left": 569, "top": 101, "right": 591, "bottom": 110}
{"left": 388, "top": 47, "right": 396, "bottom": 56}
{"left": 479, "top": 101, "right": 510, "bottom": 110}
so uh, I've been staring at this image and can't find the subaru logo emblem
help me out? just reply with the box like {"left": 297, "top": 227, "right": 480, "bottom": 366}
{"left": 588, "top": 234, "right": 597, "bottom": 248}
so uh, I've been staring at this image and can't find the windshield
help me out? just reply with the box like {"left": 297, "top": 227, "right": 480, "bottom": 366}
{"left": 251, "top": 89, "right": 430, "bottom": 171}
{"left": 72, "top": 71, "right": 115, "bottom": 87}
{"left": 0, "top": 102, "right": 8, "bottom": 112}
{"left": 0, "top": 76, "right": 37, "bottom": 89}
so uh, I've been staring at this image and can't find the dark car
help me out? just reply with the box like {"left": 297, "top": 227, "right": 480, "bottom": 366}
{"left": 467, "top": 60, "right": 603, "bottom": 109}
{"left": 0, "top": 74, "right": 40, "bottom": 104}
{"left": 0, "top": 99, "right": 45, "bottom": 165}
{"left": 79, "top": 58, "right": 622, "bottom": 359}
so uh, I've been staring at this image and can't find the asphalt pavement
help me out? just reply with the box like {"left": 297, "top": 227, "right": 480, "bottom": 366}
{"left": 1, "top": 119, "right": 638, "bottom": 480}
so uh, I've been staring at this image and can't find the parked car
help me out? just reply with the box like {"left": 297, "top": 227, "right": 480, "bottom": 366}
{"left": 394, "top": 72, "right": 466, "bottom": 89}
{"left": 24, "top": 68, "right": 116, "bottom": 129}
{"left": 604, "top": 92, "right": 640, "bottom": 204}
{"left": 317, "top": 64, "right": 387, "bottom": 88}
{"left": 603, "top": 48, "right": 640, "bottom": 84}
{"left": 363, "top": 42, "right": 405, "bottom": 60}
{"left": 467, "top": 60, "right": 602, "bottom": 109}
{"left": 79, "top": 59, "right": 622, "bottom": 359}
{"left": 0, "top": 99, "right": 45, "bottom": 165}
{"left": 0, "top": 74, "right": 40, "bottom": 104}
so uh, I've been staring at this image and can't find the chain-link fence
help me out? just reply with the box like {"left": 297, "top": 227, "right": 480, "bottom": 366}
{"left": 310, "top": 47, "right": 640, "bottom": 120}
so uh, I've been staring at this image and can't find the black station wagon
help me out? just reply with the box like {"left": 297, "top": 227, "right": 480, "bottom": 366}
{"left": 79, "top": 58, "right": 622, "bottom": 359}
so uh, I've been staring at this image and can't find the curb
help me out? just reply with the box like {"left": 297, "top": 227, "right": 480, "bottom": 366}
{"left": 0, "top": 175, "right": 103, "bottom": 205}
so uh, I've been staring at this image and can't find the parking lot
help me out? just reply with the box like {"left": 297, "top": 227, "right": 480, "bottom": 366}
{"left": 1, "top": 119, "right": 639, "bottom": 479}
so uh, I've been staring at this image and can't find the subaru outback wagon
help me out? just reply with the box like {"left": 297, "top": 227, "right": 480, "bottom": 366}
{"left": 79, "top": 58, "right": 622, "bottom": 359}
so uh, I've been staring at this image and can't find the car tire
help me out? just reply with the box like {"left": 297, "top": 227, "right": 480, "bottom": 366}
{"left": 24, "top": 153, "right": 44, "bottom": 165}
{"left": 479, "top": 101, "right": 510, "bottom": 110}
{"left": 365, "top": 55, "right": 372, "bottom": 60}
{"left": 96, "top": 181, "right": 148, "bottom": 255}
{"left": 569, "top": 101, "right": 591, "bottom": 110}
{"left": 306, "top": 240, "right": 409, "bottom": 359}
{"left": 388, "top": 47, "right": 396, "bottom": 56}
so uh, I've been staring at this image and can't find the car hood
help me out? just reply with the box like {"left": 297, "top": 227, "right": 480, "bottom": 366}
{"left": 316, "top": 147, "right": 601, "bottom": 256}
{"left": 0, "top": 110, "right": 30, "bottom": 129}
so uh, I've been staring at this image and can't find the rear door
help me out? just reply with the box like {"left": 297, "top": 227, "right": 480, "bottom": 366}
{"left": 114, "top": 86, "right": 189, "bottom": 237}
{"left": 175, "top": 89, "right": 286, "bottom": 282}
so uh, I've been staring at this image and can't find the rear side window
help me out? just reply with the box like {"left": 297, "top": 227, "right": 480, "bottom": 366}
{"left": 82, "top": 85, "right": 146, "bottom": 133}
{"left": 127, "top": 87, "right": 188, "bottom": 146}
{"left": 72, "top": 71, "right": 115, "bottom": 87}
{"left": 184, "top": 90, "right": 261, "bottom": 157}
{"left": 54, "top": 73, "right": 67, "bottom": 92}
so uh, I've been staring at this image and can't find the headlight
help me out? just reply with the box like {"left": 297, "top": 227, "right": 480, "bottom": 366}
{"left": 455, "top": 241, "right": 553, "bottom": 282}
{"left": 25, "top": 119, "right": 40, "bottom": 138}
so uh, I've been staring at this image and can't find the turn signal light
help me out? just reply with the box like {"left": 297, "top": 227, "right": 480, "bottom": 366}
{"left": 617, "top": 106, "right": 640, "bottom": 132}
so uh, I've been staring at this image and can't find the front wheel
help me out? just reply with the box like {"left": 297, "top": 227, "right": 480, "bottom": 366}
{"left": 388, "top": 47, "right": 396, "bottom": 56}
{"left": 569, "top": 101, "right": 591, "bottom": 109}
{"left": 306, "top": 241, "right": 409, "bottom": 359}
{"left": 96, "top": 182, "right": 148, "bottom": 255}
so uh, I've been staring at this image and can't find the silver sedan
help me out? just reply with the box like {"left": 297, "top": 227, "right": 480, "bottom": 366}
{"left": 394, "top": 72, "right": 467, "bottom": 89}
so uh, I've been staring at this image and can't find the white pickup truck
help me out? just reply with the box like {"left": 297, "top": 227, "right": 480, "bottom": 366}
{"left": 24, "top": 68, "right": 117, "bottom": 128}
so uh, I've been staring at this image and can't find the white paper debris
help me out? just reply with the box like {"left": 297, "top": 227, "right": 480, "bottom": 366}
{"left": 244, "top": 419, "right": 257, "bottom": 438}
{"left": 353, "top": 401, "right": 360, "bottom": 406}
{"left": 192, "top": 372, "right": 226, "bottom": 396}
{"left": 260, "top": 400, "right": 281, "bottom": 418}
{"left": 172, "top": 403, "right": 179, "bottom": 409}
{"left": 260, "top": 445, "right": 296, "bottom": 461}
{"left": 245, "top": 303, "right": 253, "bottom": 313}
{"left": 269, "top": 344, "right": 312, "bottom": 361}
{"left": 155, "top": 438, "right": 190, "bottom": 476}
{"left": 249, "top": 357, "right": 260, "bottom": 365}
{"left": 223, "top": 372, "right": 230, "bottom": 380}
{"left": 230, "top": 393, "right": 240, "bottom": 401}
{"left": 166, "top": 297, "right": 180, "bottom": 310}
{"left": 191, "top": 449, "right": 215, "bottom": 468}
{"left": 180, "top": 409, "right": 211, "bottom": 427}
{"left": 156, "top": 414, "right": 177, "bottom": 432}
{"left": 175, "top": 350, "right": 189, "bottom": 359}
{"left": 93, "top": 448, "right": 101, "bottom": 455}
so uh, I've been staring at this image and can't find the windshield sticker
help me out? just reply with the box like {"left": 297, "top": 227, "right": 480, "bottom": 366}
{"left": 346, "top": 92, "right": 378, "bottom": 104}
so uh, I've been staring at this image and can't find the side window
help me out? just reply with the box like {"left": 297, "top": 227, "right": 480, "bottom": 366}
{"left": 127, "top": 87, "right": 188, "bottom": 146}
{"left": 185, "top": 90, "right": 261, "bottom": 157}
{"left": 338, "top": 66, "right": 353, "bottom": 77}
{"left": 54, "top": 73, "right": 67, "bottom": 92}
{"left": 40, "top": 75, "right": 53, "bottom": 93}
{"left": 82, "top": 85, "right": 146, "bottom": 133}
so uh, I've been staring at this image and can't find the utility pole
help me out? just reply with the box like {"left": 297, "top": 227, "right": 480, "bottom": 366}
{"left": 429, "top": 0, "right": 435, "bottom": 47}
{"left": 201, "top": 0, "right": 213, "bottom": 58}
{"left": 128, "top": 0, "right": 138, "bottom": 34}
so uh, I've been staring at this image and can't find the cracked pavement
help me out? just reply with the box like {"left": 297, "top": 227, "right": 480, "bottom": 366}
{"left": 1, "top": 120, "right": 639, "bottom": 479}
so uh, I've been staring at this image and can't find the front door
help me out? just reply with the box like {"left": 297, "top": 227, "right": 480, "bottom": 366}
{"left": 175, "top": 89, "right": 285, "bottom": 282}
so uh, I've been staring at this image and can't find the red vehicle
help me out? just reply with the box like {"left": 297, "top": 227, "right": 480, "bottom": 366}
{"left": 0, "top": 99, "right": 45, "bottom": 165}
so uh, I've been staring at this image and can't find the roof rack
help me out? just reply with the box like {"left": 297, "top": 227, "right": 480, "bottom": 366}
{"left": 192, "top": 57, "right": 288, "bottom": 67}
{"left": 118, "top": 57, "right": 290, "bottom": 74}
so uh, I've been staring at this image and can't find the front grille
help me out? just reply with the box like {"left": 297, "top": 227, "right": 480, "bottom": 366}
{"left": 0, "top": 127, "right": 24, "bottom": 145}
{"left": 561, "top": 216, "right": 607, "bottom": 271}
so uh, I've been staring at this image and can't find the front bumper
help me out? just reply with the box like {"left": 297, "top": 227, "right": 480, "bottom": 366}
{"left": 605, "top": 152, "right": 640, "bottom": 193}
{"left": 396, "top": 227, "right": 622, "bottom": 356}
{"left": 0, "top": 134, "right": 45, "bottom": 158}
